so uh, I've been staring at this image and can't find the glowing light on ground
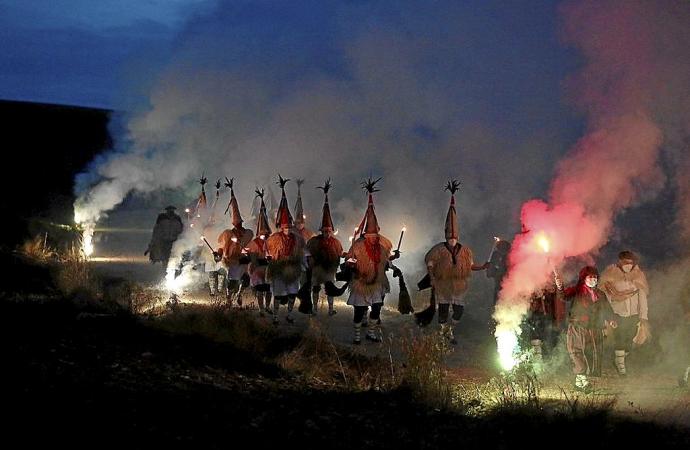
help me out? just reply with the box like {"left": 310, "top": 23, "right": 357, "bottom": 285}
{"left": 81, "top": 227, "right": 94, "bottom": 257}
{"left": 74, "top": 207, "right": 95, "bottom": 258}
{"left": 88, "top": 256, "right": 149, "bottom": 263}
{"left": 496, "top": 328, "right": 520, "bottom": 371}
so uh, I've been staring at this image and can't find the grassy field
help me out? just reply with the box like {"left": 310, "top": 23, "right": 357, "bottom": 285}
{"left": 2, "top": 250, "right": 690, "bottom": 448}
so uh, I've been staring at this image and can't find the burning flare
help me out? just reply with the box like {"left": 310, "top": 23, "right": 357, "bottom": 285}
{"left": 496, "top": 328, "right": 520, "bottom": 371}
{"left": 536, "top": 233, "right": 550, "bottom": 254}
{"left": 74, "top": 208, "right": 95, "bottom": 258}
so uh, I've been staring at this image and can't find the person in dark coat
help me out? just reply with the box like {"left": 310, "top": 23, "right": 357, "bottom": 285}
{"left": 487, "top": 240, "right": 511, "bottom": 305}
{"left": 524, "top": 279, "right": 564, "bottom": 366}
{"left": 560, "top": 265, "right": 616, "bottom": 391}
{"left": 145, "top": 206, "right": 184, "bottom": 267}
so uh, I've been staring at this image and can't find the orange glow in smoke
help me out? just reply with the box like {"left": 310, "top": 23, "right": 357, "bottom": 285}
{"left": 536, "top": 233, "right": 550, "bottom": 254}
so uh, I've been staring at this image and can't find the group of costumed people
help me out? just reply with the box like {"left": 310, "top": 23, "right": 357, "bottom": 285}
{"left": 148, "top": 175, "right": 491, "bottom": 345}
{"left": 147, "top": 175, "right": 686, "bottom": 390}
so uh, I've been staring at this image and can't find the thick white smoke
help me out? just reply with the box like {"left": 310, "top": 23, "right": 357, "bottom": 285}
{"left": 74, "top": 1, "right": 570, "bottom": 281}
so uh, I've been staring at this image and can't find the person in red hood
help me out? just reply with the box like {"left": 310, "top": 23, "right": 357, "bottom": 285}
{"left": 560, "top": 265, "right": 616, "bottom": 392}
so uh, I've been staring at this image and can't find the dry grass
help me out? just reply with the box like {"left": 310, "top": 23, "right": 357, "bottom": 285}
{"left": 279, "top": 320, "right": 397, "bottom": 391}
{"left": 397, "top": 329, "right": 455, "bottom": 410}
{"left": 51, "top": 242, "right": 101, "bottom": 300}
{"left": 152, "top": 306, "right": 278, "bottom": 355}
{"left": 20, "top": 234, "right": 57, "bottom": 262}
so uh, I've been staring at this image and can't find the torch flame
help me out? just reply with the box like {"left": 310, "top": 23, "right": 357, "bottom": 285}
{"left": 537, "top": 233, "right": 550, "bottom": 253}
{"left": 494, "top": 236, "right": 500, "bottom": 242}
{"left": 402, "top": 226, "right": 407, "bottom": 232}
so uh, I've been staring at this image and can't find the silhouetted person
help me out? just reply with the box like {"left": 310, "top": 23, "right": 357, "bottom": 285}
{"left": 487, "top": 240, "right": 511, "bottom": 305}
{"left": 145, "top": 206, "right": 184, "bottom": 268}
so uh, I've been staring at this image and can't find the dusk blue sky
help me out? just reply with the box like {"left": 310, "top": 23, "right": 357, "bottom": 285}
{"left": 1, "top": 0, "right": 580, "bottom": 134}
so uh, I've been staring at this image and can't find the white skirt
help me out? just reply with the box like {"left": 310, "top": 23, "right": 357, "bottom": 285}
{"left": 271, "top": 278, "right": 300, "bottom": 297}
{"left": 347, "top": 286, "right": 386, "bottom": 307}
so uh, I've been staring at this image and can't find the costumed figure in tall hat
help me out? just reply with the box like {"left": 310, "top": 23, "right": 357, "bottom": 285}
{"left": 215, "top": 178, "right": 254, "bottom": 306}
{"left": 246, "top": 188, "right": 273, "bottom": 316}
{"left": 193, "top": 174, "right": 208, "bottom": 223}
{"left": 266, "top": 175, "right": 306, "bottom": 324}
{"left": 294, "top": 179, "right": 316, "bottom": 243}
{"left": 346, "top": 177, "right": 399, "bottom": 344}
{"left": 306, "top": 179, "right": 345, "bottom": 316}
{"left": 294, "top": 179, "right": 316, "bottom": 308}
{"left": 203, "top": 179, "right": 226, "bottom": 297}
{"left": 424, "top": 180, "right": 487, "bottom": 345}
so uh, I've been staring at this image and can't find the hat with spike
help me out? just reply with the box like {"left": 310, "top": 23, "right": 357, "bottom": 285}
{"left": 195, "top": 174, "right": 208, "bottom": 214}
{"left": 444, "top": 179, "right": 460, "bottom": 240}
{"left": 294, "top": 179, "right": 306, "bottom": 225}
{"left": 275, "top": 174, "right": 293, "bottom": 229}
{"left": 224, "top": 177, "right": 244, "bottom": 227}
{"left": 317, "top": 178, "right": 335, "bottom": 231}
{"left": 207, "top": 179, "right": 222, "bottom": 225}
{"left": 254, "top": 188, "right": 272, "bottom": 238}
{"left": 356, "top": 177, "right": 381, "bottom": 236}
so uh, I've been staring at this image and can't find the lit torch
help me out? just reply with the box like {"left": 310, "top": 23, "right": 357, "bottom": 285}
{"left": 200, "top": 236, "right": 215, "bottom": 253}
{"left": 396, "top": 225, "right": 406, "bottom": 252}
{"left": 536, "top": 232, "right": 558, "bottom": 278}
{"left": 486, "top": 236, "right": 500, "bottom": 263}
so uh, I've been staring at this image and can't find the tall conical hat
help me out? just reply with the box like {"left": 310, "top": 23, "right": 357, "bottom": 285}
{"left": 195, "top": 174, "right": 208, "bottom": 214}
{"left": 254, "top": 188, "right": 272, "bottom": 238}
{"left": 317, "top": 179, "right": 335, "bottom": 231}
{"left": 275, "top": 174, "right": 293, "bottom": 228}
{"left": 207, "top": 179, "right": 222, "bottom": 225}
{"left": 444, "top": 180, "right": 460, "bottom": 240}
{"left": 294, "top": 179, "right": 306, "bottom": 225}
{"left": 356, "top": 177, "right": 381, "bottom": 236}
{"left": 224, "top": 177, "right": 244, "bottom": 227}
